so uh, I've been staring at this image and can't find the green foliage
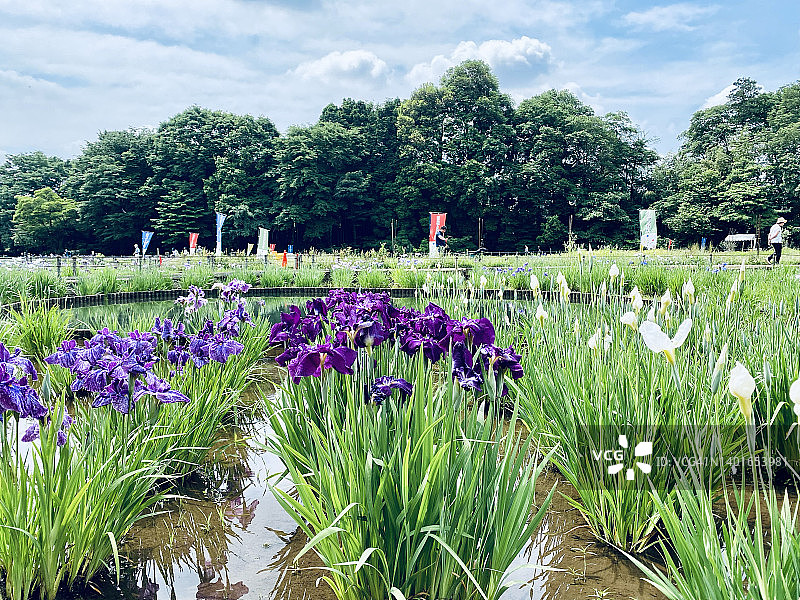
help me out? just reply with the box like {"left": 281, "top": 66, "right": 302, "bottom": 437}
{"left": 0, "top": 399, "right": 164, "bottom": 600}
{"left": 27, "top": 270, "right": 67, "bottom": 299}
{"left": 13, "top": 188, "right": 79, "bottom": 254}
{"left": 125, "top": 269, "right": 174, "bottom": 292}
{"left": 7, "top": 301, "right": 73, "bottom": 364}
{"left": 391, "top": 267, "right": 426, "bottom": 288}
{"left": 293, "top": 268, "right": 326, "bottom": 287}
{"left": 228, "top": 267, "right": 261, "bottom": 287}
{"left": 63, "top": 130, "right": 155, "bottom": 255}
{"left": 0, "top": 269, "right": 29, "bottom": 305}
{"left": 73, "top": 268, "right": 119, "bottom": 296}
{"left": 330, "top": 267, "right": 355, "bottom": 288}
{"left": 179, "top": 264, "right": 215, "bottom": 289}
{"left": 0, "top": 152, "right": 68, "bottom": 252}
{"left": 355, "top": 268, "right": 389, "bottom": 288}
{"left": 632, "top": 471, "right": 800, "bottom": 600}
{"left": 261, "top": 266, "right": 293, "bottom": 287}
{"left": 265, "top": 356, "right": 553, "bottom": 600}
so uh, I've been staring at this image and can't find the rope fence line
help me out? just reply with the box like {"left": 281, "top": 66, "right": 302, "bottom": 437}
{"left": 0, "top": 247, "right": 798, "bottom": 275}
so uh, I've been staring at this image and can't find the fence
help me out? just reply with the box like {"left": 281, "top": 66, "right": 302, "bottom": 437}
{"left": 0, "top": 246, "right": 797, "bottom": 276}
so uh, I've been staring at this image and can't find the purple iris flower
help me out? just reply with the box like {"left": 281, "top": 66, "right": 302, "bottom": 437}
{"left": 167, "top": 345, "right": 191, "bottom": 370}
{"left": 218, "top": 302, "right": 254, "bottom": 338}
{"left": 276, "top": 344, "right": 303, "bottom": 367}
{"left": 449, "top": 317, "right": 496, "bottom": 347}
{"left": 176, "top": 285, "right": 208, "bottom": 314}
{"left": 479, "top": 345, "right": 524, "bottom": 380}
{"left": 18, "top": 378, "right": 48, "bottom": 420}
{"left": 88, "top": 327, "right": 121, "bottom": 348}
{"left": 451, "top": 342, "right": 483, "bottom": 392}
{"left": 136, "top": 373, "right": 191, "bottom": 404}
{"left": 188, "top": 336, "right": 211, "bottom": 367}
{"left": 92, "top": 379, "right": 136, "bottom": 414}
{"left": 44, "top": 339, "right": 82, "bottom": 370}
{"left": 0, "top": 364, "right": 23, "bottom": 413}
{"left": 152, "top": 318, "right": 185, "bottom": 342}
{"left": 286, "top": 340, "right": 357, "bottom": 383}
{"left": 366, "top": 376, "right": 413, "bottom": 406}
{"left": 22, "top": 412, "right": 74, "bottom": 446}
{"left": 306, "top": 298, "right": 328, "bottom": 317}
{"left": 400, "top": 332, "right": 445, "bottom": 363}
{"left": 354, "top": 319, "right": 386, "bottom": 349}
{"left": 0, "top": 345, "right": 38, "bottom": 380}
{"left": 208, "top": 336, "right": 244, "bottom": 364}
{"left": 199, "top": 319, "right": 215, "bottom": 336}
{"left": 300, "top": 316, "right": 322, "bottom": 342}
{"left": 70, "top": 365, "right": 108, "bottom": 393}
{"left": 214, "top": 279, "right": 251, "bottom": 303}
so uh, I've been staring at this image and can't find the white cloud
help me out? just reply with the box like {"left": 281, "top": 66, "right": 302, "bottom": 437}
{"left": 292, "top": 50, "right": 389, "bottom": 84}
{"left": 0, "top": 0, "right": 301, "bottom": 40}
{"left": 702, "top": 84, "right": 735, "bottom": 108}
{"left": 0, "top": 26, "right": 255, "bottom": 88}
{"left": 622, "top": 3, "right": 719, "bottom": 32}
{"left": 406, "top": 36, "right": 552, "bottom": 86}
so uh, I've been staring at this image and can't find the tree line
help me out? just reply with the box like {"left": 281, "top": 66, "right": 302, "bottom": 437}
{"left": 1, "top": 61, "right": 797, "bottom": 255}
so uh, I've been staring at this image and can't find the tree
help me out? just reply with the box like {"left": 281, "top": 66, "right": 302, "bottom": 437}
{"left": 270, "top": 122, "right": 366, "bottom": 248}
{"left": 64, "top": 129, "right": 155, "bottom": 255}
{"left": 12, "top": 188, "right": 79, "bottom": 253}
{"left": 146, "top": 107, "right": 279, "bottom": 248}
{"left": 0, "top": 152, "right": 69, "bottom": 251}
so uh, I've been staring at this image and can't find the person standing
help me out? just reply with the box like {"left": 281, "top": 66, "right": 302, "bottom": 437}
{"left": 281, "top": 249, "right": 288, "bottom": 267}
{"left": 435, "top": 225, "right": 448, "bottom": 254}
{"left": 768, "top": 216, "right": 787, "bottom": 265}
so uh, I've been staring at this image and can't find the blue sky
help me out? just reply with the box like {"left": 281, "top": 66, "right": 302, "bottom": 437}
{"left": 1, "top": 0, "right": 798, "bottom": 160}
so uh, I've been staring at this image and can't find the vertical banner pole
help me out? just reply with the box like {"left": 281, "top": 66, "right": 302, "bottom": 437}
{"left": 215, "top": 213, "right": 227, "bottom": 257}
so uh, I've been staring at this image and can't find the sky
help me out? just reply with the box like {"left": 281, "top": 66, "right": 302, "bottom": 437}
{"left": 1, "top": 0, "right": 798, "bottom": 161}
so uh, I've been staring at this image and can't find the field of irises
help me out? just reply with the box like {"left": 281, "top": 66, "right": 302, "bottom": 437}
{"left": 0, "top": 253, "right": 799, "bottom": 600}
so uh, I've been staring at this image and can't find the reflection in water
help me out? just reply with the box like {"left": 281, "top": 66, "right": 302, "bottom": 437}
{"left": 68, "top": 345, "right": 665, "bottom": 600}
{"left": 505, "top": 470, "right": 661, "bottom": 600}
{"left": 264, "top": 528, "right": 336, "bottom": 600}
{"left": 224, "top": 497, "right": 259, "bottom": 530}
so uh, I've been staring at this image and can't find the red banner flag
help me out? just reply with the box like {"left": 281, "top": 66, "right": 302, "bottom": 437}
{"left": 429, "top": 213, "right": 447, "bottom": 242}
{"left": 189, "top": 232, "right": 199, "bottom": 255}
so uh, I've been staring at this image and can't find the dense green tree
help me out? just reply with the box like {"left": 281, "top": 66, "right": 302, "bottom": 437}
{"left": 396, "top": 83, "right": 448, "bottom": 248}
{"left": 0, "top": 152, "right": 68, "bottom": 252}
{"left": 63, "top": 129, "right": 155, "bottom": 255}
{"left": 12, "top": 187, "right": 79, "bottom": 253}
{"left": 146, "top": 107, "right": 278, "bottom": 249}
{"left": 270, "top": 122, "right": 366, "bottom": 248}
{"left": 513, "top": 91, "right": 655, "bottom": 249}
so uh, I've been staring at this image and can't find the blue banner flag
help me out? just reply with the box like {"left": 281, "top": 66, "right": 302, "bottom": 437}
{"left": 141, "top": 231, "right": 154, "bottom": 255}
{"left": 215, "top": 213, "right": 227, "bottom": 256}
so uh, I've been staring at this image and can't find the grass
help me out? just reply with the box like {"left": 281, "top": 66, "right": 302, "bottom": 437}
{"left": 330, "top": 267, "right": 355, "bottom": 288}
{"left": 355, "top": 268, "right": 389, "bottom": 289}
{"left": 261, "top": 266, "right": 293, "bottom": 287}
{"left": 265, "top": 350, "right": 554, "bottom": 600}
{"left": 125, "top": 269, "right": 174, "bottom": 292}
{"left": 179, "top": 264, "right": 215, "bottom": 289}
{"left": 294, "top": 268, "right": 326, "bottom": 287}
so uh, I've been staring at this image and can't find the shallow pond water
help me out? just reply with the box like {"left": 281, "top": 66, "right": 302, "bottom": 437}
{"left": 56, "top": 297, "right": 665, "bottom": 600}
{"left": 63, "top": 417, "right": 662, "bottom": 600}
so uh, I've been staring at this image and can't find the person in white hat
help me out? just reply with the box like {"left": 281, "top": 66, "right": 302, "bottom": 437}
{"left": 767, "top": 216, "right": 787, "bottom": 265}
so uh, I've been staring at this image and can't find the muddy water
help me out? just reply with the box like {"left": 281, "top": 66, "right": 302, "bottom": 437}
{"left": 72, "top": 413, "right": 663, "bottom": 600}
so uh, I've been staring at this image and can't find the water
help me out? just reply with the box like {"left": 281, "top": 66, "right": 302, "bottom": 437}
{"left": 67, "top": 417, "right": 662, "bottom": 600}
{"left": 58, "top": 297, "right": 664, "bottom": 599}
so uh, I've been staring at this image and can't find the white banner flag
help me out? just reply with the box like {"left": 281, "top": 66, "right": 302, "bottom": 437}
{"left": 257, "top": 228, "right": 270, "bottom": 257}
{"left": 639, "top": 209, "right": 657, "bottom": 250}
